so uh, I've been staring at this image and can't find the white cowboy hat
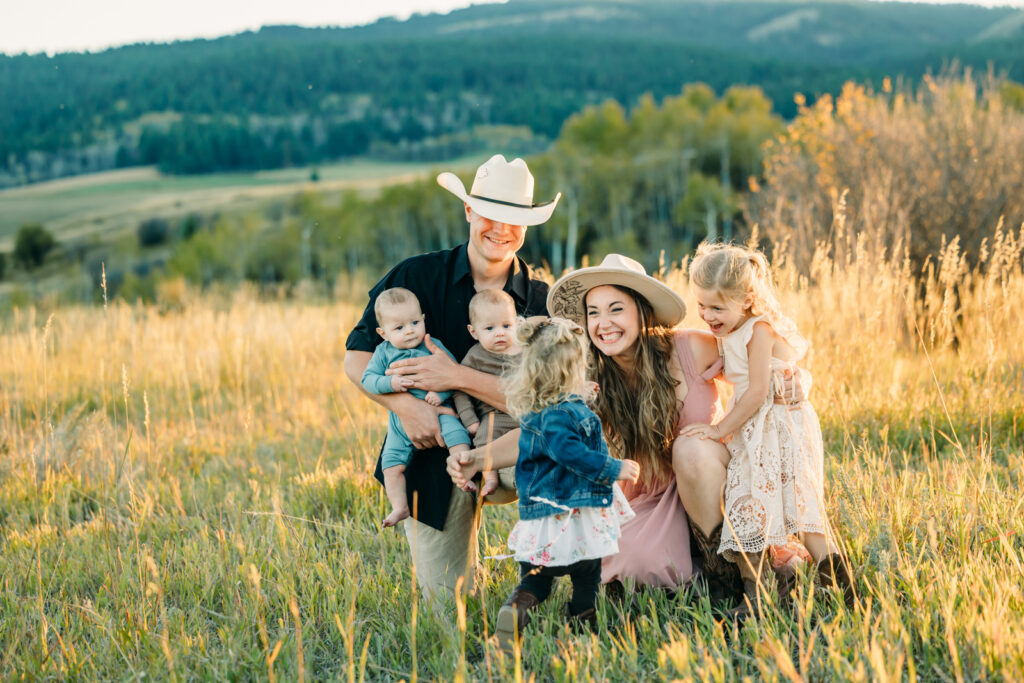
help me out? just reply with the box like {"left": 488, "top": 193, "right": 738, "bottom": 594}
{"left": 547, "top": 254, "right": 686, "bottom": 327}
{"left": 437, "top": 155, "right": 561, "bottom": 226}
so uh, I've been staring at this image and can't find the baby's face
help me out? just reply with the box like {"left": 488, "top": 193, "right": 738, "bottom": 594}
{"left": 377, "top": 301, "right": 427, "bottom": 350}
{"left": 469, "top": 303, "right": 519, "bottom": 355}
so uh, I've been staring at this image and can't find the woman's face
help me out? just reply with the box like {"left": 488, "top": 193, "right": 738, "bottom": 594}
{"left": 585, "top": 285, "right": 642, "bottom": 363}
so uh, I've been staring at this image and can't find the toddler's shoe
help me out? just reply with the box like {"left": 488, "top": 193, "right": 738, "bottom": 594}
{"left": 495, "top": 589, "right": 540, "bottom": 654}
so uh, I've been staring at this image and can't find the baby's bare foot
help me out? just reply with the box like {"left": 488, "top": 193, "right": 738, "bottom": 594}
{"left": 479, "top": 472, "right": 500, "bottom": 497}
{"left": 382, "top": 506, "right": 410, "bottom": 529}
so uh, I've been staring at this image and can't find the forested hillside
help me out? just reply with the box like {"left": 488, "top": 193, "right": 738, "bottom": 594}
{"left": 2, "top": 0, "right": 1022, "bottom": 187}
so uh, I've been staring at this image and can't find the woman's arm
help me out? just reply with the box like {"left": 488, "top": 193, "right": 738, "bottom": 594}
{"left": 687, "top": 326, "right": 806, "bottom": 402}
{"left": 681, "top": 322, "right": 774, "bottom": 440}
{"left": 686, "top": 329, "right": 721, "bottom": 376}
{"left": 446, "top": 428, "right": 520, "bottom": 487}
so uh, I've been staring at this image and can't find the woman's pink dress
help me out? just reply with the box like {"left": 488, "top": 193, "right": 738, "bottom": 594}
{"left": 601, "top": 329, "right": 722, "bottom": 588}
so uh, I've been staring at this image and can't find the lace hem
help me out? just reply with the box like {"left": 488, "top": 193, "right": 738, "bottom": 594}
{"left": 718, "top": 520, "right": 829, "bottom": 560}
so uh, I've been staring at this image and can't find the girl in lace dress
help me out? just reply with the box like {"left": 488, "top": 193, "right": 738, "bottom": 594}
{"left": 494, "top": 317, "right": 638, "bottom": 653}
{"left": 681, "top": 242, "right": 853, "bottom": 611}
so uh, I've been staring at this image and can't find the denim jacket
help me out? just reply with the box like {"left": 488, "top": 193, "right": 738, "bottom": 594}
{"left": 516, "top": 396, "right": 624, "bottom": 520}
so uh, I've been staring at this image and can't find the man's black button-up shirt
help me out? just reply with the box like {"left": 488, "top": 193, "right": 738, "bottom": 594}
{"left": 346, "top": 243, "right": 550, "bottom": 530}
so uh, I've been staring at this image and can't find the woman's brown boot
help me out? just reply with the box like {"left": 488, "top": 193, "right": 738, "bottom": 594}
{"left": 816, "top": 553, "right": 854, "bottom": 607}
{"left": 689, "top": 521, "right": 744, "bottom": 603}
{"left": 727, "top": 552, "right": 796, "bottom": 620}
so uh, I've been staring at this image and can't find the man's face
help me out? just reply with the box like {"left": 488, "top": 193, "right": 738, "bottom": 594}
{"left": 468, "top": 302, "right": 520, "bottom": 355}
{"left": 376, "top": 300, "right": 427, "bottom": 350}
{"left": 465, "top": 206, "right": 526, "bottom": 266}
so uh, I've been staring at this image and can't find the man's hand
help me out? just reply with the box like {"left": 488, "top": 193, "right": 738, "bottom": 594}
{"left": 467, "top": 422, "right": 480, "bottom": 436}
{"left": 679, "top": 422, "right": 723, "bottom": 441}
{"left": 392, "top": 393, "right": 457, "bottom": 450}
{"left": 424, "top": 390, "right": 442, "bottom": 406}
{"left": 386, "top": 335, "right": 461, "bottom": 393}
{"left": 390, "top": 376, "right": 413, "bottom": 393}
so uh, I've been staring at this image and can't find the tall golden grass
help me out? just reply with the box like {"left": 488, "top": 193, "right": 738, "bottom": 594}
{"left": 1, "top": 225, "right": 1023, "bottom": 679}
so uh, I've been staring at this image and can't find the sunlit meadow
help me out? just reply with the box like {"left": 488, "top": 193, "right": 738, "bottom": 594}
{"left": 1, "top": 224, "right": 1023, "bottom": 680}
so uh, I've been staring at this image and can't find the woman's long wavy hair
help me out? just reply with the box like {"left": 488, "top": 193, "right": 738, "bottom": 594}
{"left": 586, "top": 286, "right": 680, "bottom": 489}
{"left": 503, "top": 317, "right": 594, "bottom": 419}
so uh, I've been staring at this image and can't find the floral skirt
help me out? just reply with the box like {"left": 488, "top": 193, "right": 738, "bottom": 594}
{"left": 508, "top": 484, "right": 636, "bottom": 567}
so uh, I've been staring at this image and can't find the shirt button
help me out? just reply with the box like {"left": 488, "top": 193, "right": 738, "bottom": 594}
{"left": 602, "top": 498, "right": 608, "bottom": 504}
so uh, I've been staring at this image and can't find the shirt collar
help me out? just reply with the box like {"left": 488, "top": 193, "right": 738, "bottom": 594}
{"left": 452, "top": 242, "right": 531, "bottom": 304}
{"left": 452, "top": 243, "right": 473, "bottom": 285}
{"left": 505, "top": 255, "right": 530, "bottom": 303}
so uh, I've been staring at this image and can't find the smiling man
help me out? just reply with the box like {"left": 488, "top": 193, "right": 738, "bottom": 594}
{"left": 344, "top": 155, "right": 560, "bottom": 600}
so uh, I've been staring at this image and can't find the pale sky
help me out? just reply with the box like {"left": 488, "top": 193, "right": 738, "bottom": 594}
{"left": 1, "top": 0, "right": 1021, "bottom": 56}
{"left": 0, "top": 1, "right": 506, "bottom": 56}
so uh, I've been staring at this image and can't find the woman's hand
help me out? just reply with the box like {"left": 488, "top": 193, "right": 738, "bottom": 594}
{"left": 617, "top": 459, "right": 640, "bottom": 483}
{"left": 773, "top": 367, "right": 808, "bottom": 405}
{"left": 446, "top": 448, "right": 481, "bottom": 489}
{"left": 679, "top": 422, "right": 723, "bottom": 441}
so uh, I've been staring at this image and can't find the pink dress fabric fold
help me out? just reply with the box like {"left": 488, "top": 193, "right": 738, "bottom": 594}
{"left": 601, "top": 329, "right": 723, "bottom": 588}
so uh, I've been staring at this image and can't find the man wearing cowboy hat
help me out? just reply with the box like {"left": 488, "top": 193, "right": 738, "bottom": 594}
{"left": 344, "top": 154, "right": 560, "bottom": 600}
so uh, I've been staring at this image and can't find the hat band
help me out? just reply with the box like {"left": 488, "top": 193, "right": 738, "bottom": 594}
{"left": 470, "top": 193, "right": 555, "bottom": 210}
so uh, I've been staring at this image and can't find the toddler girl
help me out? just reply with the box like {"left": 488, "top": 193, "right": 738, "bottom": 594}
{"left": 495, "top": 317, "right": 638, "bottom": 653}
{"left": 682, "top": 242, "right": 853, "bottom": 612}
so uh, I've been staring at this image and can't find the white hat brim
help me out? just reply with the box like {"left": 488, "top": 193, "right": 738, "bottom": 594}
{"left": 437, "top": 172, "right": 560, "bottom": 227}
{"left": 547, "top": 266, "right": 686, "bottom": 327}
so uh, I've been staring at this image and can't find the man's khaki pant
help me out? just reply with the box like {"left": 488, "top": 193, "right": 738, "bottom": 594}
{"left": 403, "top": 466, "right": 516, "bottom": 600}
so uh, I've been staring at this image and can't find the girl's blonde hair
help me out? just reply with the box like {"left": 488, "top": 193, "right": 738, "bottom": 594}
{"left": 689, "top": 242, "right": 782, "bottom": 322}
{"left": 587, "top": 286, "right": 680, "bottom": 489}
{"left": 503, "top": 317, "right": 594, "bottom": 418}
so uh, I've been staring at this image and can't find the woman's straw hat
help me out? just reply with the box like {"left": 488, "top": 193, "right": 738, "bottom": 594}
{"left": 547, "top": 254, "right": 686, "bottom": 327}
{"left": 437, "top": 155, "right": 561, "bottom": 226}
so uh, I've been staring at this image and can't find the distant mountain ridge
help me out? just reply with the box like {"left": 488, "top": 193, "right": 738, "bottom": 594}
{"left": 1, "top": 0, "right": 1021, "bottom": 188}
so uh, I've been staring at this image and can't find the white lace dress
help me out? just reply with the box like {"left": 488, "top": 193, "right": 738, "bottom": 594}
{"left": 718, "top": 315, "right": 828, "bottom": 559}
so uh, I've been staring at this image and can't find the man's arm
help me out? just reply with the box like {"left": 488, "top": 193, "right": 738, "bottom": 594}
{"left": 344, "top": 350, "right": 455, "bottom": 450}
{"left": 385, "top": 335, "right": 510, "bottom": 412}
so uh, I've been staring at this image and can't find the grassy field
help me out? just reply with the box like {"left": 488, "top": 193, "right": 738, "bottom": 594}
{"left": 1, "top": 227, "right": 1023, "bottom": 680}
{"left": 0, "top": 158, "right": 479, "bottom": 251}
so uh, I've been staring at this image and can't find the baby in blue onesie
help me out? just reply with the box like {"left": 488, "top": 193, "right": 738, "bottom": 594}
{"left": 361, "top": 287, "right": 472, "bottom": 528}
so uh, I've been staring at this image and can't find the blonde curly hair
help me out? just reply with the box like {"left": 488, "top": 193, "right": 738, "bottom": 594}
{"left": 502, "top": 317, "right": 594, "bottom": 418}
